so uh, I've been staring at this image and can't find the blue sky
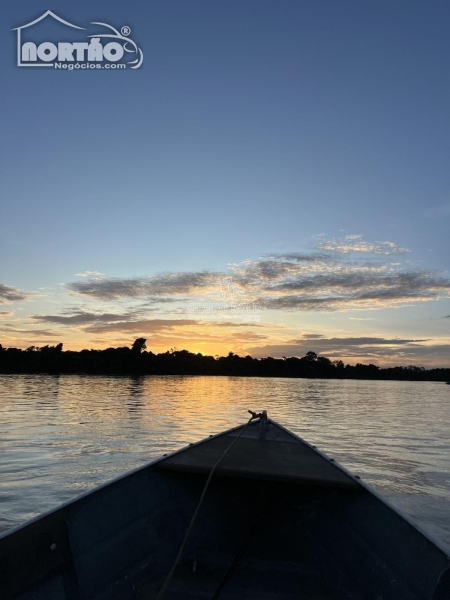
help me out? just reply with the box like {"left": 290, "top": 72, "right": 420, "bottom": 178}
{"left": 1, "top": 1, "right": 449, "bottom": 365}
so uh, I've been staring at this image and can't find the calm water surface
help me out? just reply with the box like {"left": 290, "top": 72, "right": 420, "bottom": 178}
{"left": 0, "top": 375, "right": 449, "bottom": 551}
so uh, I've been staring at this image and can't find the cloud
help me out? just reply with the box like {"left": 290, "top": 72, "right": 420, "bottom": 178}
{"left": 316, "top": 234, "right": 410, "bottom": 255}
{"left": 66, "top": 271, "right": 217, "bottom": 300}
{"left": 0, "top": 326, "right": 60, "bottom": 337}
{"left": 227, "top": 331, "right": 267, "bottom": 341}
{"left": 299, "top": 333, "right": 325, "bottom": 339}
{"left": 30, "top": 307, "right": 269, "bottom": 344}
{"left": 62, "top": 249, "right": 450, "bottom": 314}
{"left": 257, "top": 269, "right": 450, "bottom": 312}
{"left": 264, "top": 252, "right": 331, "bottom": 263}
{"left": 289, "top": 336, "right": 427, "bottom": 347}
{"left": 0, "top": 284, "right": 30, "bottom": 304}
{"left": 31, "top": 309, "right": 213, "bottom": 336}
{"left": 349, "top": 317, "right": 373, "bottom": 321}
{"left": 213, "top": 321, "right": 264, "bottom": 328}
{"left": 0, "top": 311, "right": 13, "bottom": 318}
{"left": 229, "top": 257, "right": 332, "bottom": 286}
{"left": 83, "top": 319, "right": 200, "bottom": 335}
{"left": 31, "top": 310, "right": 139, "bottom": 326}
{"left": 75, "top": 271, "right": 105, "bottom": 280}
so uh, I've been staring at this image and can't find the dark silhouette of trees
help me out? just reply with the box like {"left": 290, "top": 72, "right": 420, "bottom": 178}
{"left": 131, "top": 338, "right": 147, "bottom": 354}
{"left": 0, "top": 339, "right": 448, "bottom": 381}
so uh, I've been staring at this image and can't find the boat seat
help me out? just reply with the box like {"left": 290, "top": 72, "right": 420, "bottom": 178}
{"left": 159, "top": 436, "right": 360, "bottom": 490}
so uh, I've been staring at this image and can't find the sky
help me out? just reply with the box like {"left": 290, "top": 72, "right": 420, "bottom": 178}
{"left": 0, "top": 0, "right": 449, "bottom": 366}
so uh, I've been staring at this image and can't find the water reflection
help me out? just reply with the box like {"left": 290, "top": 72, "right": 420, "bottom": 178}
{"left": 124, "top": 376, "right": 145, "bottom": 414}
{"left": 0, "top": 375, "right": 449, "bottom": 551}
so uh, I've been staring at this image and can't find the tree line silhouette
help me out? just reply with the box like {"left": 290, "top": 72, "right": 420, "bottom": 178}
{"left": 0, "top": 339, "right": 449, "bottom": 381}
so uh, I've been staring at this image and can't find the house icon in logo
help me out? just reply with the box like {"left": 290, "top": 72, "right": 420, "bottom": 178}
{"left": 12, "top": 10, "right": 86, "bottom": 67}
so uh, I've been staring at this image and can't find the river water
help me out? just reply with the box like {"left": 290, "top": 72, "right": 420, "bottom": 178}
{"left": 0, "top": 374, "right": 449, "bottom": 551}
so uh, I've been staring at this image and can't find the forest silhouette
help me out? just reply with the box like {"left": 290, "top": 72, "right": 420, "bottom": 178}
{"left": 0, "top": 339, "right": 449, "bottom": 381}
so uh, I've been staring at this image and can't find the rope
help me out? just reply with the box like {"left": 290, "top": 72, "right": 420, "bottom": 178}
{"left": 154, "top": 411, "right": 264, "bottom": 600}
